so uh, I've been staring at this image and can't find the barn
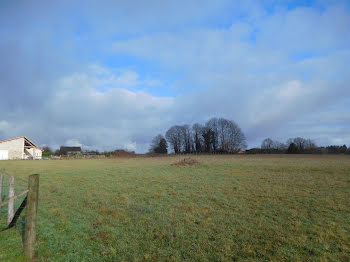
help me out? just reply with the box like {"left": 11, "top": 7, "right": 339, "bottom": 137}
{"left": 0, "top": 136, "right": 42, "bottom": 160}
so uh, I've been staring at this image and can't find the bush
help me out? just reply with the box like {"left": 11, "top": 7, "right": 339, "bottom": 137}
{"left": 42, "top": 151, "right": 53, "bottom": 158}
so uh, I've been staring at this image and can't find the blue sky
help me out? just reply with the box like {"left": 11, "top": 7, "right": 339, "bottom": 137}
{"left": 0, "top": 0, "right": 349, "bottom": 152}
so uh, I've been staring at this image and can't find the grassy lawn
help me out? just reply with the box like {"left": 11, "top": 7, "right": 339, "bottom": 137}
{"left": 0, "top": 155, "right": 349, "bottom": 261}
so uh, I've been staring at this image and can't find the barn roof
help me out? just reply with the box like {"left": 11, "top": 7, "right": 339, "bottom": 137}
{"left": 60, "top": 146, "right": 82, "bottom": 152}
{"left": 0, "top": 136, "right": 41, "bottom": 149}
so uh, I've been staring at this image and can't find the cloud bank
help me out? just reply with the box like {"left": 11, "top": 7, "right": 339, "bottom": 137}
{"left": 0, "top": 0, "right": 349, "bottom": 152}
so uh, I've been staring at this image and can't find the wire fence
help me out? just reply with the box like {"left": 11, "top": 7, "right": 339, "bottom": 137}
{"left": 0, "top": 171, "right": 27, "bottom": 260}
{"left": 0, "top": 169, "right": 39, "bottom": 260}
{"left": 0, "top": 172, "right": 27, "bottom": 223}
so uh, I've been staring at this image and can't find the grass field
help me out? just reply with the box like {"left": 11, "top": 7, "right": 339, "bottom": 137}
{"left": 0, "top": 155, "right": 349, "bottom": 261}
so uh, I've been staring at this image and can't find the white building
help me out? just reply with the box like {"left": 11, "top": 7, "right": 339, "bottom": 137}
{"left": 0, "top": 136, "right": 42, "bottom": 160}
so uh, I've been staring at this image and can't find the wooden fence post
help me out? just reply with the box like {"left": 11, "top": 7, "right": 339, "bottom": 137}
{"left": 8, "top": 176, "right": 15, "bottom": 225}
{"left": 0, "top": 168, "right": 4, "bottom": 203}
{"left": 24, "top": 174, "right": 39, "bottom": 260}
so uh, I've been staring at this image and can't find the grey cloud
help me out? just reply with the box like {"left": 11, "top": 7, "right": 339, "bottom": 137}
{"left": 255, "top": 5, "right": 350, "bottom": 54}
{"left": 111, "top": 13, "right": 350, "bottom": 147}
{"left": 0, "top": 1, "right": 349, "bottom": 152}
{"left": 0, "top": 67, "right": 174, "bottom": 151}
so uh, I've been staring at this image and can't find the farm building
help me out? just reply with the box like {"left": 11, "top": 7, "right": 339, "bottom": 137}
{"left": 0, "top": 136, "right": 42, "bottom": 160}
{"left": 59, "top": 146, "right": 82, "bottom": 155}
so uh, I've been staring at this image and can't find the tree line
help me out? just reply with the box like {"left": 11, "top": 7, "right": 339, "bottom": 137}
{"left": 149, "top": 117, "right": 247, "bottom": 154}
{"left": 246, "top": 137, "right": 350, "bottom": 154}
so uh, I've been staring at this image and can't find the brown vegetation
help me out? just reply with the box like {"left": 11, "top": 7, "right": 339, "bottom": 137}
{"left": 171, "top": 157, "right": 200, "bottom": 166}
{"left": 109, "top": 150, "right": 137, "bottom": 158}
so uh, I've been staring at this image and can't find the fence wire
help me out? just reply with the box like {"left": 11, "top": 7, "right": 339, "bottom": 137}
{"left": 0, "top": 171, "right": 28, "bottom": 232}
{"left": 0, "top": 170, "right": 34, "bottom": 261}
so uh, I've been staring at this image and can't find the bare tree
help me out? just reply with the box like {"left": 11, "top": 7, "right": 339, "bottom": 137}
{"left": 165, "top": 125, "right": 183, "bottom": 154}
{"left": 261, "top": 138, "right": 274, "bottom": 151}
{"left": 204, "top": 117, "right": 247, "bottom": 153}
{"left": 180, "top": 125, "right": 192, "bottom": 153}
{"left": 275, "top": 141, "right": 287, "bottom": 151}
{"left": 163, "top": 118, "right": 246, "bottom": 154}
{"left": 217, "top": 118, "right": 233, "bottom": 152}
{"left": 287, "top": 137, "right": 316, "bottom": 153}
{"left": 261, "top": 138, "right": 286, "bottom": 153}
{"left": 201, "top": 126, "right": 214, "bottom": 153}
{"left": 149, "top": 134, "right": 168, "bottom": 154}
{"left": 206, "top": 118, "right": 219, "bottom": 152}
{"left": 192, "top": 123, "right": 204, "bottom": 153}
{"left": 226, "top": 120, "right": 247, "bottom": 153}
{"left": 305, "top": 139, "right": 316, "bottom": 151}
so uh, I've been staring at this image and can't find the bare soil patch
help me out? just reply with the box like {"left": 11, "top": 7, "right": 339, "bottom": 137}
{"left": 171, "top": 157, "right": 200, "bottom": 166}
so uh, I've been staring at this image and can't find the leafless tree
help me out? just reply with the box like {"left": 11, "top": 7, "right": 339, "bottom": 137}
{"left": 192, "top": 123, "right": 204, "bottom": 153}
{"left": 206, "top": 118, "right": 219, "bottom": 152}
{"left": 149, "top": 134, "right": 168, "bottom": 154}
{"left": 180, "top": 125, "right": 192, "bottom": 153}
{"left": 165, "top": 125, "right": 183, "bottom": 154}
{"left": 261, "top": 138, "right": 286, "bottom": 153}
{"left": 261, "top": 138, "right": 274, "bottom": 150}
{"left": 287, "top": 137, "right": 316, "bottom": 153}
{"left": 165, "top": 118, "right": 246, "bottom": 154}
{"left": 205, "top": 117, "right": 247, "bottom": 153}
{"left": 226, "top": 120, "right": 247, "bottom": 153}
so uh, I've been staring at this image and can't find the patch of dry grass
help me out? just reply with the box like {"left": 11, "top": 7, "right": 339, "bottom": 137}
{"left": 171, "top": 157, "right": 200, "bottom": 166}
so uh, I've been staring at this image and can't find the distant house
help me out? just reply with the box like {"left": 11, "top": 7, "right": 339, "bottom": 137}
{"left": 237, "top": 150, "right": 245, "bottom": 154}
{"left": 0, "top": 136, "right": 42, "bottom": 160}
{"left": 59, "top": 146, "right": 82, "bottom": 156}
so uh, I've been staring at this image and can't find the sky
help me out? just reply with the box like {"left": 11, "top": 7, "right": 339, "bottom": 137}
{"left": 0, "top": 0, "right": 349, "bottom": 152}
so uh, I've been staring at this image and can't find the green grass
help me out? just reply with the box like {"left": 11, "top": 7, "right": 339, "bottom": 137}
{"left": 0, "top": 155, "right": 349, "bottom": 261}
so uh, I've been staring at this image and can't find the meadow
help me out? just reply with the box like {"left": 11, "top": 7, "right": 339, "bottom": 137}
{"left": 0, "top": 155, "right": 349, "bottom": 261}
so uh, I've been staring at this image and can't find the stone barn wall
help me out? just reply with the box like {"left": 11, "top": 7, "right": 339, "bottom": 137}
{"left": 0, "top": 137, "right": 25, "bottom": 160}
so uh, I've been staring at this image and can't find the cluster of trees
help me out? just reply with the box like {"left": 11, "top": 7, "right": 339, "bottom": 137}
{"left": 324, "top": 145, "right": 349, "bottom": 154}
{"left": 246, "top": 137, "right": 350, "bottom": 154}
{"left": 42, "top": 146, "right": 104, "bottom": 157}
{"left": 260, "top": 137, "right": 317, "bottom": 154}
{"left": 149, "top": 117, "right": 247, "bottom": 154}
{"left": 285, "top": 137, "right": 317, "bottom": 154}
{"left": 42, "top": 146, "right": 54, "bottom": 157}
{"left": 149, "top": 135, "right": 168, "bottom": 154}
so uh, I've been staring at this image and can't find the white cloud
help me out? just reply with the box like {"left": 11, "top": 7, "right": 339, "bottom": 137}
{"left": 65, "top": 139, "right": 83, "bottom": 147}
{"left": 110, "top": 3, "right": 350, "bottom": 149}
{"left": 0, "top": 1, "right": 349, "bottom": 151}
{"left": 124, "top": 142, "right": 137, "bottom": 152}
{"left": 0, "top": 121, "right": 10, "bottom": 129}
{"left": 46, "top": 66, "right": 174, "bottom": 151}
{"left": 277, "top": 80, "right": 303, "bottom": 100}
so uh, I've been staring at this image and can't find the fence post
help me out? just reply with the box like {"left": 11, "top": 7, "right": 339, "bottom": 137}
{"left": 0, "top": 168, "right": 4, "bottom": 203}
{"left": 8, "top": 176, "right": 15, "bottom": 225}
{"left": 24, "top": 174, "right": 39, "bottom": 260}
